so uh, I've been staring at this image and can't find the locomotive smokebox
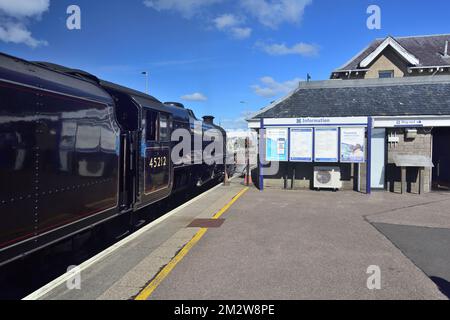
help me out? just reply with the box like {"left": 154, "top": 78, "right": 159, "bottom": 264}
{"left": 203, "top": 115, "right": 215, "bottom": 125}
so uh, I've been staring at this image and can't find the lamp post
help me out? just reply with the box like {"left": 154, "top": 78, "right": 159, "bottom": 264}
{"left": 142, "top": 71, "right": 149, "bottom": 94}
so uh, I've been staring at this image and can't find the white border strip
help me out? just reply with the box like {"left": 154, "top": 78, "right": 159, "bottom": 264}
{"left": 23, "top": 176, "right": 236, "bottom": 300}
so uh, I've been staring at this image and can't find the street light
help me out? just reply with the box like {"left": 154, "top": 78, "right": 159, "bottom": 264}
{"left": 142, "top": 71, "right": 149, "bottom": 94}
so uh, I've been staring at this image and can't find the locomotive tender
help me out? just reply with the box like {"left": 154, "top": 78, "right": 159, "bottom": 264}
{"left": 0, "top": 52, "right": 229, "bottom": 266}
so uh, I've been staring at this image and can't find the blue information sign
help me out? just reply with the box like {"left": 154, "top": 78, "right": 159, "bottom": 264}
{"left": 265, "top": 128, "right": 288, "bottom": 162}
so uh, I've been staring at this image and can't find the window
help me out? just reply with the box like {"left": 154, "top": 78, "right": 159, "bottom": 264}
{"left": 146, "top": 111, "right": 157, "bottom": 141}
{"left": 159, "top": 113, "right": 170, "bottom": 141}
{"left": 379, "top": 70, "right": 394, "bottom": 78}
{"left": 146, "top": 111, "right": 171, "bottom": 142}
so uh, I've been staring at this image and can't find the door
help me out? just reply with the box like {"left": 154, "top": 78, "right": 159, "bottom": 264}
{"left": 138, "top": 110, "right": 173, "bottom": 207}
{"left": 432, "top": 128, "right": 450, "bottom": 189}
{"left": 120, "top": 131, "right": 139, "bottom": 210}
{"left": 371, "top": 129, "right": 386, "bottom": 189}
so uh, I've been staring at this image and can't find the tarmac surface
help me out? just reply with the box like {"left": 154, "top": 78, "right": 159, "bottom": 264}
{"left": 372, "top": 223, "right": 450, "bottom": 299}
{"left": 36, "top": 180, "right": 450, "bottom": 300}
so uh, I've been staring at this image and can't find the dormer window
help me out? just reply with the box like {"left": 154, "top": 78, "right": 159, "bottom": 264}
{"left": 379, "top": 70, "right": 394, "bottom": 78}
{"left": 443, "top": 40, "right": 449, "bottom": 58}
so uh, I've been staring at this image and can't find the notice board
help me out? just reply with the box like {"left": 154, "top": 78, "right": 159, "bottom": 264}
{"left": 289, "top": 128, "right": 313, "bottom": 162}
{"left": 265, "top": 128, "right": 288, "bottom": 162}
{"left": 340, "top": 127, "right": 365, "bottom": 163}
{"left": 314, "top": 128, "right": 339, "bottom": 162}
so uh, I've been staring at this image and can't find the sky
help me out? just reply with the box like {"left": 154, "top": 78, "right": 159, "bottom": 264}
{"left": 1, "top": 0, "right": 449, "bottom": 130}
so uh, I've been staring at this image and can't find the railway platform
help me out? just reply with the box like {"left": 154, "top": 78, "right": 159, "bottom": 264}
{"left": 25, "top": 178, "right": 247, "bottom": 300}
{"left": 26, "top": 178, "right": 450, "bottom": 300}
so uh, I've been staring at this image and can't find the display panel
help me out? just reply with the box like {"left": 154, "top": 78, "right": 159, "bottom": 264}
{"left": 314, "top": 128, "right": 339, "bottom": 162}
{"left": 289, "top": 128, "right": 313, "bottom": 162}
{"left": 340, "top": 127, "right": 366, "bottom": 163}
{"left": 265, "top": 128, "right": 288, "bottom": 162}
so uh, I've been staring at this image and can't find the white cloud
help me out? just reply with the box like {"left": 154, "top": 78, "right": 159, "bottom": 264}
{"left": 251, "top": 76, "right": 301, "bottom": 98}
{"left": 143, "top": 0, "right": 222, "bottom": 18}
{"left": 0, "top": 0, "right": 49, "bottom": 47}
{"left": 241, "top": 0, "right": 312, "bottom": 28}
{"left": 143, "top": 1, "right": 312, "bottom": 39}
{"left": 181, "top": 92, "right": 208, "bottom": 102}
{"left": 230, "top": 27, "right": 252, "bottom": 39}
{"left": 213, "top": 13, "right": 252, "bottom": 40}
{"left": 0, "top": 0, "right": 49, "bottom": 18}
{"left": 0, "top": 22, "right": 48, "bottom": 47}
{"left": 214, "top": 13, "right": 240, "bottom": 30}
{"left": 258, "top": 42, "right": 319, "bottom": 56}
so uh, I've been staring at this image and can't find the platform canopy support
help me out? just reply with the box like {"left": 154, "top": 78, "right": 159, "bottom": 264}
{"left": 366, "top": 117, "right": 373, "bottom": 195}
{"left": 259, "top": 119, "right": 265, "bottom": 191}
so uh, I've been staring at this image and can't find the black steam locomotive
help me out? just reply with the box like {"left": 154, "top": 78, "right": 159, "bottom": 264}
{"left": 0, "top": 52, "right": 230, "bottom": 266}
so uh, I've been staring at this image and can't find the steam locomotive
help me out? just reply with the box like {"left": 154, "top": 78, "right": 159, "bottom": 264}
{"left": 0, "top": 52, "right": 230, "bottom": 266}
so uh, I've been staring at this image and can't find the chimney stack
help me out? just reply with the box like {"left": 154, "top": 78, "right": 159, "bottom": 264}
{"left": 445, "top": 40, "right": 449, "bottom": 57}
{"left": 203, "top": 116, "right": 215, "bottom": 125}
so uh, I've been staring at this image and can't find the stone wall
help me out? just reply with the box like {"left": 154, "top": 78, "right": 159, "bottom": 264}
{"left": 386, "top": 128, "right": 432, "bottom": 193}
{"left": 365, "top": 48, "right": 407, "bottom": 79}
{"left": 262, "top": 162, "right": 364, "bottom": 192}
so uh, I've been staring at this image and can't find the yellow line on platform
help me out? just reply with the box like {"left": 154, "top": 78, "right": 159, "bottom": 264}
{"left": 213, "top": 187, "right": 249, "bottom": 220}
{"left": 135, "top": 187, "right": 249, "bottom": 300}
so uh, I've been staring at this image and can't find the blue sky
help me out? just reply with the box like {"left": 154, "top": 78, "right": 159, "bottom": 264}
{"left": 1, "top": 0, "right": 450, "bottom": 129}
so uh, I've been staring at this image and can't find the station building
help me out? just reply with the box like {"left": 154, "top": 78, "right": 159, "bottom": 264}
{"left": 247, "top": 34, "right": 450, "bottom": 194}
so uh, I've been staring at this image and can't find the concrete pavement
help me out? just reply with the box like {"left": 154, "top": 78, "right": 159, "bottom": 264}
{"left": 38, "top": 180, "right": 246, "bottom": 300}
{"left": 36, "top": 179, "right": 450, "bottom": 300}
{"left": 150, "top": 188, "right": 449, "bottom": 300}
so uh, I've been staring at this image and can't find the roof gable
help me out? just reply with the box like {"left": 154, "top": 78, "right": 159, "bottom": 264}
{"left": 335, "top": 34, "right": 450, "bottom": 72}
{"left": 359, "top": 36, "right": 419, "bottom": 67}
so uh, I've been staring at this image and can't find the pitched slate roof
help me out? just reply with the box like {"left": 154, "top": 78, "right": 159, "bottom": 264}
{"left": 336, "top": 34, "right": 450, "bottom": 71}
{"left": 250, "top": 76, "right": 450, "bottom": 119}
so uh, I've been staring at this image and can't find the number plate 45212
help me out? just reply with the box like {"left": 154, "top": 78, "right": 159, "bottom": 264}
{"left": 148, "top": 156, "right": 167, "bottom": 168}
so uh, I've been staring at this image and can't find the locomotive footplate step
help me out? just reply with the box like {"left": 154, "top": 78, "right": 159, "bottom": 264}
{"left": 28, "top": 179, "right": 247, "bottom": 300}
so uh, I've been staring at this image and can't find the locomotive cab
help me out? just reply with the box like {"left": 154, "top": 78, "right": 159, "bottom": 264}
{"left": 99, "top": 82, "right": 176, "bottom": 211}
